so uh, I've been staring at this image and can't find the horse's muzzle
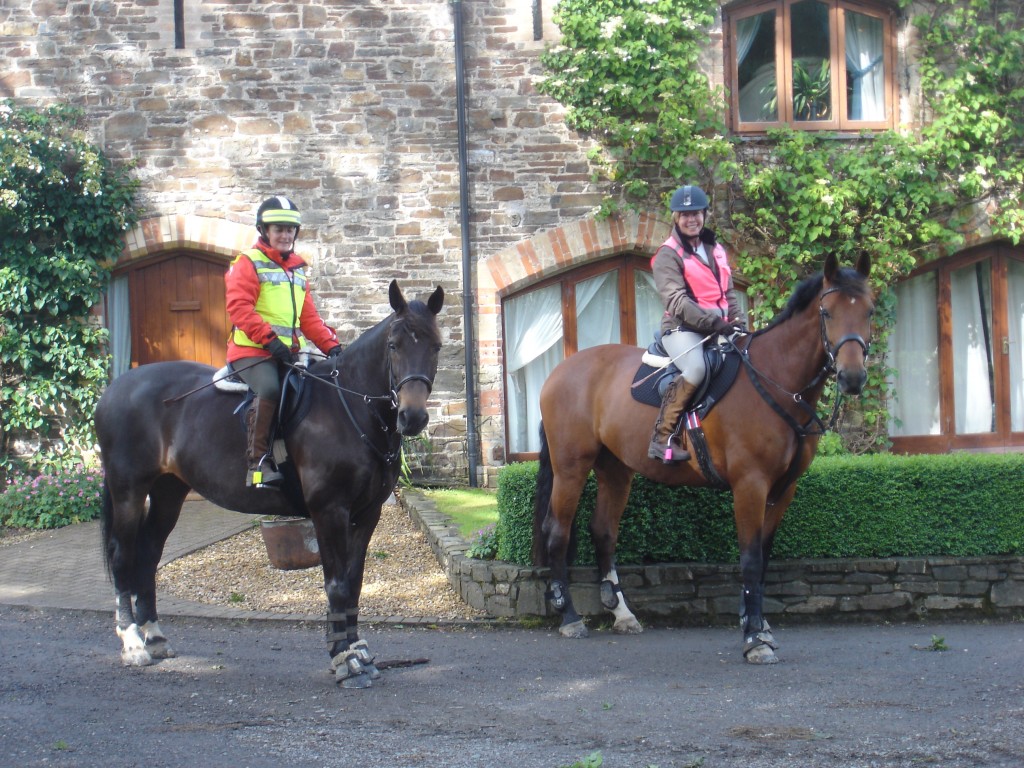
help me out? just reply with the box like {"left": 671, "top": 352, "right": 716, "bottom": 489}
{"left": 396, "top": 407, "right": 429, "bottom": 436}
{"left": 836, "top": 366, "right": 867, "bottom": 395}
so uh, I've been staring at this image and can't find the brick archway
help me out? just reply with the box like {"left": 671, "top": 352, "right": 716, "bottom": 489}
{"left": 119, "top": 214, "right": 252, "bottom": 265}
{"left": 474, "top": 210, "right": 670, "bottom": 470}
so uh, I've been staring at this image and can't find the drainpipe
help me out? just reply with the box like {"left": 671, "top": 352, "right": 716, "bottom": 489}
{"left": 452, "top": 0, "right": 479, "bottom": 487}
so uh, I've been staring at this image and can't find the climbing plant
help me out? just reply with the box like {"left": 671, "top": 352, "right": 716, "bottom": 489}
{"left": 537, "top": 0, "right": 733, "bottom": 215}
{"left": 0, "top": 101, "right": 138, "bottom": 476}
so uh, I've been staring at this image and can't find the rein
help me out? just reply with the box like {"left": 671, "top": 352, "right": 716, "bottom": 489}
{"left": 288, "top": 331, "right": 436, "bottom": 467}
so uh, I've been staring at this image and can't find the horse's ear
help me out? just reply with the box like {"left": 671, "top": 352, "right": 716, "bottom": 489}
{"left": 856, "top": 251, "right": 872, "bottom": 278}
{"left": 823, "top": 253, "right": 839, "bottom": 282}
{"left": 427, "top": 285, "right": 444, "bottom": 315}
{"left": 389, "top": 279, "right": 407, "bottom": 313}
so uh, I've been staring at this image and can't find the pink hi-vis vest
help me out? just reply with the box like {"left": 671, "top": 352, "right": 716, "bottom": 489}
{"left": 656, "top": 235, "right": 731, "bottom": 314}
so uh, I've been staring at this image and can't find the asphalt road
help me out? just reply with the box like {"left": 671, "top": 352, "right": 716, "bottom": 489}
{"left": 1, "top": 606, "right": 1021, "bottom": 768}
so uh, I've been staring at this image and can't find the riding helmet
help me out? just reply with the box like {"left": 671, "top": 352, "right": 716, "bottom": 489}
{"left": 256, "top": 196, "right": 302, "bottom": 231}
{"left": 669, "top": 185, "right": 710, "bottom": 212}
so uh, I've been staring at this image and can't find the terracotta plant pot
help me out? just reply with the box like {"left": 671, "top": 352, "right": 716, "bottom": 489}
{"left": 259, "top": 517, "right": 321, "bottom": 570}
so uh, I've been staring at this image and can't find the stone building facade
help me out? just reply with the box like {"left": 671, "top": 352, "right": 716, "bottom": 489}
{"left": 2, "top": 1, "right": 1018, "bottom": 483}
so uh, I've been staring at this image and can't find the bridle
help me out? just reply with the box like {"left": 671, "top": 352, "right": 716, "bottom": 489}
{"left": 819, "top": 286, "right": 871, "bottom": 373}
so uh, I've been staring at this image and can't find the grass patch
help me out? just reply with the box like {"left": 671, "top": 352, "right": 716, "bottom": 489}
{"left": 417, "top": 487, "right": 498, "bottom": 539}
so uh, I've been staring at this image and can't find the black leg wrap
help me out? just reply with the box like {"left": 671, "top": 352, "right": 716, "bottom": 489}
{"left": 599, "top": 579, "right": 621, "bottom": 610}
{"left": 546, "top": 580, "right": 568, "bottom": 612}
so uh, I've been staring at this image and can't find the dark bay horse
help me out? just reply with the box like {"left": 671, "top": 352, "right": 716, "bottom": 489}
{"left": 96, "top": 280, "right": 443, "bottom": 687}
{"left": 532, "top": 253, "right": 874, "bottom": 664}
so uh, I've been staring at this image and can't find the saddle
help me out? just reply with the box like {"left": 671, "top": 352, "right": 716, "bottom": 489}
{"left": 631, "top": 334, "right": 743, "bottom": 490}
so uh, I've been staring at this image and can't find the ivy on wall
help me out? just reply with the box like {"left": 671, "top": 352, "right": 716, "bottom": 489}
{"left": 538, "top": 0, "right": 1024, "bottom": 451}
{"left": 0, "top": 102, "right": 138, "bottom": 475}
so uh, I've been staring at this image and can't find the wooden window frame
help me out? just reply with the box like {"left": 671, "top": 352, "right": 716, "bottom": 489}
{"left": 725, "top": 0, "right": 897, "bottom": 134}
{"left": 502, "top": 255, "right": 653, "bottom": 463}
{"left": 889, "top": 244, "right": 1024, "bottom": 455}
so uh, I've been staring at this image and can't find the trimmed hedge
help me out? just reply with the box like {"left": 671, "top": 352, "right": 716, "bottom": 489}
{"left": 496, "top": 453, "right": 1024, "bottom": 566}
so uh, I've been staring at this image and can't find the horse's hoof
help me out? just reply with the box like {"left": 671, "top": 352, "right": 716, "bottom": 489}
{"left": 612, "top": 617, "right": 643, "bottom": 635}
{"left": 744, "top": 644, "right": 779, "bottom": 664}
{"left": 145, "top": 639, "right": 176, "bottom": 660}
{"left": 337, "top": 671, "right": 374, "bottom": 688}
{"left": 121, "top": 648, "right": 154, "bottom": 667}
{"left": 558, "top": 619, "right": 588, "bottom": 639}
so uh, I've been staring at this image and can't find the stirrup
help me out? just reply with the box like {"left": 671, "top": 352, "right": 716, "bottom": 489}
{"left": 247, "top": 456, "right": 283, "bottom": 489}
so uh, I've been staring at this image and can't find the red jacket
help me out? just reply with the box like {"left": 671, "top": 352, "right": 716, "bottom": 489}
{"left": 225, "top": 241, "right": 339, "bottom": 363}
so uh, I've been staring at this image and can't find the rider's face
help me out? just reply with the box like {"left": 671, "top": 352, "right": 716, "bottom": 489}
{"left": 266, "top": 224, "right": 298, "bottom": 252}
{"left": 676, "top": 210, "right": 705, "bottom": 238}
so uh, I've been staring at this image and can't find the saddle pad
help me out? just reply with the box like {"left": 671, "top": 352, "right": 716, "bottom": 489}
{"left": 630, "top": 364, "right": 668, "bottom": 408}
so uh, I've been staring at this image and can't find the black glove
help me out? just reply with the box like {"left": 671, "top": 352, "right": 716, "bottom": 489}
{"left": 711, "top": 316, "right": 734, "bottom": 335}
{"left": 712, "top": 317, "right": 747, "bottom": 336}
{"left": 326, "top": 345, "right": 343, "bottom": 359}
{"left": 266, "top": 337, "right": 293, "bottom": 366}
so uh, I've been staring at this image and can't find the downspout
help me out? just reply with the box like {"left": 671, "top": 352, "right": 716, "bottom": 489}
{"left": 452, "top": 0, "right": 479, "bottom": 487}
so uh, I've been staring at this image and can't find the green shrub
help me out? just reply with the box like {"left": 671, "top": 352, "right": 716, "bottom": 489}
{"left": 499, "top": 453, "right": 1024, "bottom": 566}
{"left": 0, "top": 464, "right": 104, "bottom": 529}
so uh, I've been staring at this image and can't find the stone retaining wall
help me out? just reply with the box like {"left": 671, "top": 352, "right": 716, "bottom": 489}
{"left": 404, "top": 492, "right": 1024, "bottom": 625}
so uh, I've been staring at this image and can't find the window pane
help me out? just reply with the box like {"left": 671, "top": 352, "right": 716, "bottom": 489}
{"left": 634, "top": 270, "right": 663, "bottom": 347}
{"left": 951, "top": 261, "right": 995, "bottom": 434}
{"left": 1007, "top": 259, "right": 1024, "bottom": 431}
{"left": 790, "top": 1, "right": 832, "bottom": 122}
{"left": 845, "top": 10, "right": 885, "bottom": 121}
{"left": 504, "top": 284, "right": 564, "bottom": 453}
{"left": 736, "top": 10, "right": 777, "bottom": 122}
{"left": 887, "top": 273, "right": 940, "bottom": 436}
{"left": 576, "top": 271, "right": 620, "bottom": 350}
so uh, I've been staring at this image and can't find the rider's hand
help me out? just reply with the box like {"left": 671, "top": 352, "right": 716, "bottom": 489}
{"left": 711, "top": 316, "right": 734, "bottom": 336}
{"left": 326, "top": 345, "right": 343, "bottom": 359}
{"left": 266, "top": 337, "right": 293, "bottom": 366}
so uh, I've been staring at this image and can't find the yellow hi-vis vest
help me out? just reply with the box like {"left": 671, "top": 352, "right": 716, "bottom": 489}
{"left": 231, "top": 249, "right": 309, "bottom": 349}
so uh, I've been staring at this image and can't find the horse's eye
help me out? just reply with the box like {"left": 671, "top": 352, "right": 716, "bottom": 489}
{"left": 388, "top": 342, "right": 397, "bottom": 351}
{"left": 821, "top": 309, "right": 832, "bottom": 320}
{"left": 433, "top": 344, "right": 442, "bottom": 354}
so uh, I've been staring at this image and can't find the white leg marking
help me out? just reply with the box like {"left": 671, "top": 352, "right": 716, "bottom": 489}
{"left": 116, "top": 623, "right": 153, "bottom": 667}
{"left": 603, "top": 569, "right": 643, "bottom": 635}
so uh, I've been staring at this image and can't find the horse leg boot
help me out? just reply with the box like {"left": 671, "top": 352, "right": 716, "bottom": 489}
{"left": 246, "top": 396, "right": 283, "bottom": 488}
{"left": 648, "top": 378, "right": 699, "bottom": 464}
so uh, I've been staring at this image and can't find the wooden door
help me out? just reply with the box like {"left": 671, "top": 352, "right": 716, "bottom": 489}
{"left": 126, "top": 252, "right": 232, "bottom": 367}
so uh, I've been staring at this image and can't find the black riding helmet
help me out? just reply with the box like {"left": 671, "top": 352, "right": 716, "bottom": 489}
{"left": 256, "top": 196, "right": 302, "bottom": 242}
{"left": 669, "top": 185, "right": 709, "bottom": 212}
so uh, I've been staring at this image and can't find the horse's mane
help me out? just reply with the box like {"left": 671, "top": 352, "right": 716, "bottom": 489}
{"left": 763, "top": 266, "right": 870, "bottom": 331}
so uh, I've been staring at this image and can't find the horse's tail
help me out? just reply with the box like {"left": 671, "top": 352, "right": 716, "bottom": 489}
{"left": 100, "top": 479, "right": 115, "bottom": 578}
{"left": 531, "top": 421, "right": 558, "bottom": 566}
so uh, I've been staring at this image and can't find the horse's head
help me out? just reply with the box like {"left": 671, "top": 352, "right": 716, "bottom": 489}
{"left": 387, "top": 279, "right": 445, "bottom": 435}
{"left": 820, "top": 252, "right": 874, "bottom": 395}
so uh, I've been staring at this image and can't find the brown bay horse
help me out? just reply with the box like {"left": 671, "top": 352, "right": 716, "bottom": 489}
{"left": 532, "top": 254, "right": 874, "bottom": 664}
{"left": 96, "top": 280, "right": 444, "bottom": 687}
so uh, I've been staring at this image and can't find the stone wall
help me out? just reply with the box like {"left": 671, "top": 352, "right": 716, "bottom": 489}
{"left": 406, "top": 492, "right": 1024, "bottom": 624}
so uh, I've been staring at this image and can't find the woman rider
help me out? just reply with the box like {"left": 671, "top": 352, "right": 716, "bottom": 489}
{"left": 649, "top": 185, "right": 746, "bottom": 464}
{"left": 225, "top": 196, "right": 342, "bottom": 488}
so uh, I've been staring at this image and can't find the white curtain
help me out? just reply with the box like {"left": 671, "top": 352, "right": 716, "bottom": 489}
{"left": 504, "top": 284, "right": 564, "bottom": 453}
{"left": 887, "top": 273, "right": 940, "bottom": 435}
{"left": 108, "top": 275, "right": 131, "bottom": 379}
{"left": 951, "top": 262, "right": 995, "bottom": 434}
{"left": 736, "top": 11, "right": 776, "bottom": 122}
{"left": 634, "top": 270, "right": 663, "bottom": 347}
{"left": 576, "top": 271, "right": 619, "bottom": 350}
{"left": 845, "top": 10, "right": 885, "bottom": 121}
{"left": 1007, "top": 259, "right": 1024, "bottom": 431}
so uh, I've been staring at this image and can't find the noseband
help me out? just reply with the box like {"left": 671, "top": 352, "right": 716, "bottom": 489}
{"left": 819, "top": 287, "right": 870, "bottom": 371}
